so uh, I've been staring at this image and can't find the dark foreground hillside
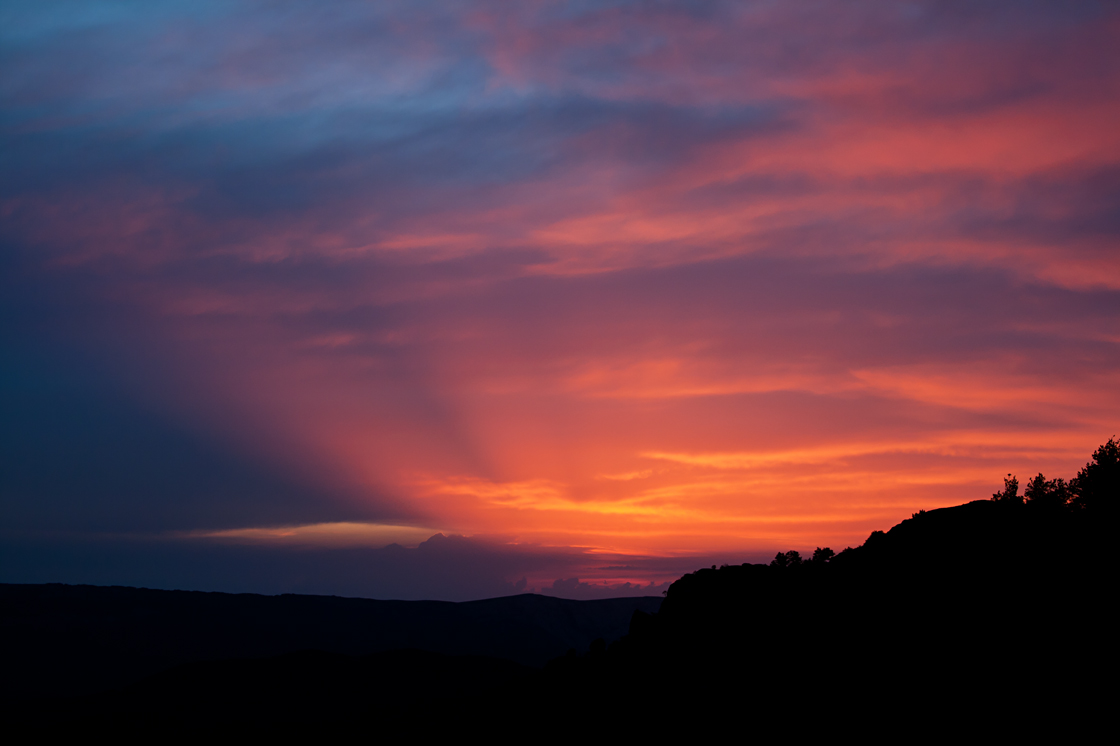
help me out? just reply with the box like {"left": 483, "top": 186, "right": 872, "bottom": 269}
{"left": 545, "top": 440, "right": 1117, "bottom": 732}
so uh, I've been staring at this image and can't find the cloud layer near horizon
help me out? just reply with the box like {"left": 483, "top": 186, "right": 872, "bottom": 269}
{"left": 2, "top": 1, "right": 1118, "bottom": 598}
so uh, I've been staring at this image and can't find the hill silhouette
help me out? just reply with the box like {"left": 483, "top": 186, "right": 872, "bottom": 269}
{"left": 4, "top": 439, "right": 1114, "bottom": 732}
{"left": 541, "top": 439, "right": 1116, "bottom": 732}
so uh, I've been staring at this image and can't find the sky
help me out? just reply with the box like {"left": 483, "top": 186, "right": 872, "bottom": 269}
{"left": 2, "top": 0, "right": 1118, "bottom": 600}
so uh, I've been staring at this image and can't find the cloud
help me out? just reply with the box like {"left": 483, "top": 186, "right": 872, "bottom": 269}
{"left": 541, "top": 577, "right": 670, "bottom": 601}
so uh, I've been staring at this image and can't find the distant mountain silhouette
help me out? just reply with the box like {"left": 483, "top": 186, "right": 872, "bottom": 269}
{"left": 0, "top": 586, "right": 659, "bottom": 703}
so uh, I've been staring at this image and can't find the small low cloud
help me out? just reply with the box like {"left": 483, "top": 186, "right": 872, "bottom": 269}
{"left": 542, "top": 577, "right": 671, "bottom": 600}
{"left": 195, "top": 522, "right": 440, "bottom": 548}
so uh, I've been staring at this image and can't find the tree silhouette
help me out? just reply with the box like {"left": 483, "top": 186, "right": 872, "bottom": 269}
{"left": 1070, "top": 437, "right": 1119, "bottom": 515}
{"left": 770, "top": 550, "right": 803, "bottom": 568}
{"left": 991, "top": 474, "right": 1021, "bottom": 504}
{"left": 1023, "top": 473, "right": 1070, "bottom": 510}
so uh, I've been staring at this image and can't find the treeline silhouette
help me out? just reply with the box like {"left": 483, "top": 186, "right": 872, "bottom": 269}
{"left": 7, "top": 440, "right": 1115, "bottom": 734}
{"left": 990, "top": 437, "right": 1118, "bottom": 514}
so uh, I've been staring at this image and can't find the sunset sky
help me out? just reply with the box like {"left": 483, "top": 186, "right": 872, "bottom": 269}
{"left": 3, "top": 1, "right": 1118, "bottom": 600}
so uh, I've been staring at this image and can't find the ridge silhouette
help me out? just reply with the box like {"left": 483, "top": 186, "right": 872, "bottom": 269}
{"left": 4, "top": 439, "right": 1114, "bottom": 734}
{"left": 1, "top": 589, "right": 660, "bottom": 701}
